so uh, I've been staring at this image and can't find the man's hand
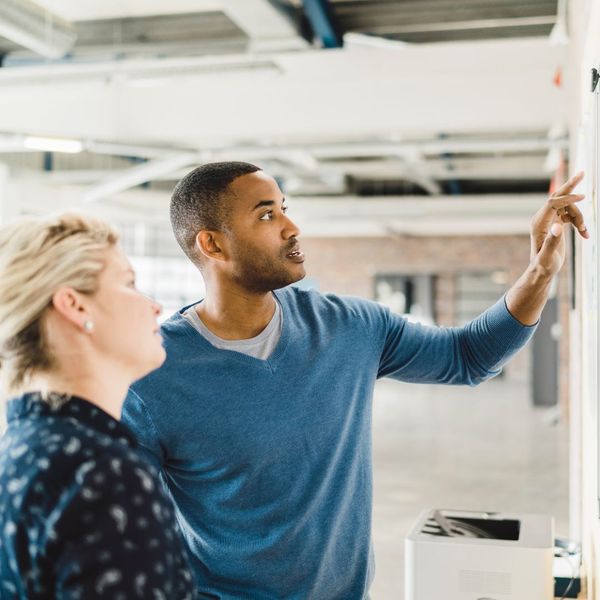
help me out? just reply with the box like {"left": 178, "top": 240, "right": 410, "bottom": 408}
{"left": 529, "top": 171, "right": 588, "bottom": 278}
{"left": 505, "top": 171, "right": 587, "bottom": 325}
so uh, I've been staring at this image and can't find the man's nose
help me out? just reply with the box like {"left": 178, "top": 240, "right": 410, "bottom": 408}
{"left": 282, "top": 213, "right": 300, "bottom": 239}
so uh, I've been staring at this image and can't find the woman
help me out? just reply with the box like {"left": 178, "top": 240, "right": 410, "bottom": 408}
{"left": 0, "top": 213, "right": 195, "bottom": 598}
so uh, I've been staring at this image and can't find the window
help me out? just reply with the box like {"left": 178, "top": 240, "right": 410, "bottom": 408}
{"left": 456, "top": 271, "right": 508, "bottom": 325}
{"left": 374, "top": 274, "right": 436, "bottom": 325}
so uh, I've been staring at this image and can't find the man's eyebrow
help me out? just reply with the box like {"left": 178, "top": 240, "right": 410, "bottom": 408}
{"left": 251, "top": 198, "right": 287, "bottom": 211}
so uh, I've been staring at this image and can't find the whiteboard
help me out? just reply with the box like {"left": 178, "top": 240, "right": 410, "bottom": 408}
{"left": 595, "top": 74, "right": 600, "bottom": 516}
{"left": 586, "top": 69, "right": 600, "bottom": 516}
{"left": 576, "top": 66, "right": 600, "bottom": 518}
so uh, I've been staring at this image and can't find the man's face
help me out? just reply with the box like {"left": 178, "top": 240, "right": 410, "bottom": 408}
{"left": 221, "top": 171, "right": 306, "bottom": 293}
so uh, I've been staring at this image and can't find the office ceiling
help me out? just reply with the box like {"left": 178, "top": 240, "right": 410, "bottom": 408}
{"left": 0, "top": 0, "right": 567, "bottom": 228}
{"left": 286, "top": 0, "right": 559, "bottom": 43}
{"left": 1, "top": 0, "right": 560, "bottom": 60}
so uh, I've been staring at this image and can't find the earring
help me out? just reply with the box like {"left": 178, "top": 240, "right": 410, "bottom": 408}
{"left": 83, "top": 320, "right": 94, "bottom": 333}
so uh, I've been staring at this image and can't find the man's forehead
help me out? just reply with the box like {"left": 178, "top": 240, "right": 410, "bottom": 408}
{"left": 230, "top": 171, "right": 280, "bottom": 197}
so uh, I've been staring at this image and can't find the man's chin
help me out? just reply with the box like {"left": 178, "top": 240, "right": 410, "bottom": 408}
{"left": 288, "top": 266, "right": 307, "bottom": 286}
{"left": 293, "top": 265, "right": 307, "bottom": 281}
{"left": 269, "top": 268, "right": 307, "bottom": 292}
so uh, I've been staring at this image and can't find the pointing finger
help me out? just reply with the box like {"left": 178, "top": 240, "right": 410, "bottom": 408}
{"left": 553, "top": 171, "right": 584, "bottom": 197}
{"left": 546, "top": 193, "right": 586, "bottom": 212}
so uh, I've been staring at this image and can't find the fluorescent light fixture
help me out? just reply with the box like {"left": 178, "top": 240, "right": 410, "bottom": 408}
{"left": 23, "top": 136, "right": 84, "bottom": 153}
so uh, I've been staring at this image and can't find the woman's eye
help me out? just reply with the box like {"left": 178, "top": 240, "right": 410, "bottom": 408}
{"left": 282, "top": 206, "right": 288, "bottom": 214}
{"left": 259, "top": 211, "right": 273, "bottom": 221}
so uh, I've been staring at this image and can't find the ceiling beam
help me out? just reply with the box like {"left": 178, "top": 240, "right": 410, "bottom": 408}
{"left": 0, "top": 0, "right": 76, "bottom": 58}
{"left": 363, "top": 15, "right": 556, "bottom": 36}
{"left": 222, "top": 0, "right": 307, "bottom": 52}
{"left": 82, "top": 153, "right": 198, "bottom": 203}
{"left": 0, "top": 38, "right": 566, "bottom": 145}
{"left": 0, "top": 129, "right": 567, "bottom": 162}
{"left": 34, "top": 0, "right": 223, "bottom": 22}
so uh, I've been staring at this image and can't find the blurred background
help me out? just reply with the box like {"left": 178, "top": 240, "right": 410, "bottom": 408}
{"left": 0, "top": 0, "right": 598, "bottom": 597}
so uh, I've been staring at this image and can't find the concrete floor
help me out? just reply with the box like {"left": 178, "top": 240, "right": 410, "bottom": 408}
{"left": 370, "top": 377, "right": 569, "bottom": 599}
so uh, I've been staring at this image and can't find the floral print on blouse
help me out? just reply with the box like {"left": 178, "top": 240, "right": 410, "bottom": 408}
{"left": 0, "top": 392, "right": 196, "bottom": 599}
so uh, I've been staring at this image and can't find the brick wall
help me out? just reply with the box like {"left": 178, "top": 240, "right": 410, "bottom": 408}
{"left": 300, "top": 234, "right": 534, "bottom": 383}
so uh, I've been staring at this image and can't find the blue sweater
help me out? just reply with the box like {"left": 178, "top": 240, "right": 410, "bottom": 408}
{"left": 122, "top": 287, "right": 535, "bottom": 600}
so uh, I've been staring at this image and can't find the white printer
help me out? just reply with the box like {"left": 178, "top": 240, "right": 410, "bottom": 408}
{"left": 405, "top": 509, "right": 554, "bottom": 600}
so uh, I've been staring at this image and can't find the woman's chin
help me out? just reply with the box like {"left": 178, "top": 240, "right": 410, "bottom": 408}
{"left": 132, "top": 347, "right": 167, "bottom": 383}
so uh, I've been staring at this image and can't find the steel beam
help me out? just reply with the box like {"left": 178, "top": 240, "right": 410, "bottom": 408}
{"left": 223, "top": 0, "right": 307, "bottom": 52}
{"left": 0, "top": 0, "right": 76, "bottom": 58}
{"left": 302, "top": 0, "right": 341, "bottom": 48}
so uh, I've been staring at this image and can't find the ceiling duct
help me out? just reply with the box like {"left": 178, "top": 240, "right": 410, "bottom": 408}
{"left": 0, "top": 54, "right": 282, "bottom": 86}
{"left": 0, "top": 0, "right": 76, "bottom": 59}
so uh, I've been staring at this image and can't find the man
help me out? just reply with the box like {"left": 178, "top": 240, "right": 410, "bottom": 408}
{"left": 123, "top": 162, "right": 586, "bottom": 599}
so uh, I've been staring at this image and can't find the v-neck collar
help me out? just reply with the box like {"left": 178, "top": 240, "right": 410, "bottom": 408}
{"left": 176, "top": 289, "right": 291, "bottom": 372}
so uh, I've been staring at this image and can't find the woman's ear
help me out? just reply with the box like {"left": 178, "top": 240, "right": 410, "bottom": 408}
{"left": 50, "top": 287, "right": 91, "bottom": 332}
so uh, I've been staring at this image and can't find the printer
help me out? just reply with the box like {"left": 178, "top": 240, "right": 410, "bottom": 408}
{"left": 405, "top": 508, "right": 554, "bottom": 600}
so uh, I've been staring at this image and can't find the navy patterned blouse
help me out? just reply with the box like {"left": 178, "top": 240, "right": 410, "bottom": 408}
{"left": 0, "top": 392, "right": 196, "bottom": 599}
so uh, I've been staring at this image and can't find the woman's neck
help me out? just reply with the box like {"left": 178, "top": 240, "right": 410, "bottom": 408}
{"left": 24, "top": 370, "right": 130, "bottom": 420}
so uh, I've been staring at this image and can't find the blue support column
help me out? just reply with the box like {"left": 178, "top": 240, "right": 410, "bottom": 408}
{"left": 302, "top": 0, "right": 341, "bottom": 48}
{"left": 43, "top": 152, "right": 54, "bottom": 172}
{"left": 438, "top": 133, "right": 461, "bottom": 195}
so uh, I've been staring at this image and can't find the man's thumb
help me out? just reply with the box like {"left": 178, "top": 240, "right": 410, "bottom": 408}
{"left": 538, "top": 223, "right": 563, "bottom": 259}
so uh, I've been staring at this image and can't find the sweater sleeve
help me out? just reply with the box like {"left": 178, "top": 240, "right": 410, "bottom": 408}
{"left": 121, "top": 387, "right": 166, "bottom": 473}
{"left": 373, "top": 296, "right": 536, "bottom": 386}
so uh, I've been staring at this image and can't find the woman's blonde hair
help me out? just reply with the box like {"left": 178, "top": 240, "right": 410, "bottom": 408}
{"left": 0, "top": 213, "right": 119, "bottom": 393}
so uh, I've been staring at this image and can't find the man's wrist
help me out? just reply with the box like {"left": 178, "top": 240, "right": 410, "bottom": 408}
{"left": 505, "top": 264, "right": 554, "bottom": 326}
{"left": 526, "top": 262, "right": 555, "bottom": 289}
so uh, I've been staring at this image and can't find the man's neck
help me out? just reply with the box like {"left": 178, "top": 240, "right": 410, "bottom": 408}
{"left": 196, "top": 288, "right": 277, "bottom": 340}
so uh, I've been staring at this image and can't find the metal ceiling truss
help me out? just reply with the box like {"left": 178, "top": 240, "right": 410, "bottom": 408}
{"left": 0, "top": 0, "right": 76, "bottom": 58}
{"left": 0, "top": 130, "right": 565, "bottom": 201}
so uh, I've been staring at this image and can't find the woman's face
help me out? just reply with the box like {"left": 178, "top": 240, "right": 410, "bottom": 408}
{"left": 88, "top": 245, "right": 165, "bottom": 381}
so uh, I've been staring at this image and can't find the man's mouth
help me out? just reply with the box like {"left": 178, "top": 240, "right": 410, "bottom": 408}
{"left": 286, "top": 246, "right": 305, "bottom": 262}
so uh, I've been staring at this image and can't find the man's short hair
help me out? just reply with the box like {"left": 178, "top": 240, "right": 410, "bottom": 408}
{"left": 170, "top": 161, "right": 262, "bottom": 265}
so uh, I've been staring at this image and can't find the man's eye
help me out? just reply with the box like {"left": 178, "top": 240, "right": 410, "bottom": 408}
{"left": 259, "top": 211, "right": 273, "bottom": 221}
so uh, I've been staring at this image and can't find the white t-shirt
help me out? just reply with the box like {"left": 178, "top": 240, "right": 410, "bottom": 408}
{"left": 183, "top": 298, "right": 282, "bottom": 360}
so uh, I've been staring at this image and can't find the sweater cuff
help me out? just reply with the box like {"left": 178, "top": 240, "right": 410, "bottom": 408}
{"left": 484, "top": 295, "right": 538, "bottom": 349}
{"left": 502, "top": 294, "right": 540, "bottom": 328}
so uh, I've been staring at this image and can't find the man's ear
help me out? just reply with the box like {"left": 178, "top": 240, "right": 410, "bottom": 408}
{"left": 196, "top": 230, "right": 228, "bottom": 262}
{"left": 51, "top": 287, "right": 90, "bottom": 331}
